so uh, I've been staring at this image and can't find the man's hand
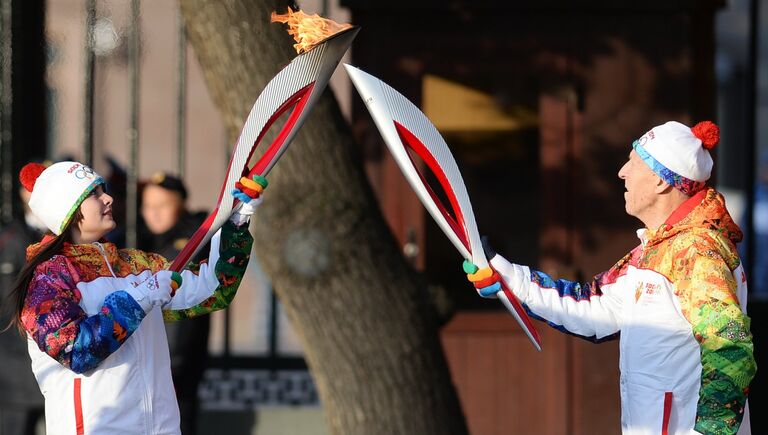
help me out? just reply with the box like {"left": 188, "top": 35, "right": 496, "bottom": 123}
{"left": 462, "top": 236, "right": 502, "bottom": 298}
{"left": 463, "top": 260, "right": 501, "bottom": 298}
{"left": 481, "top": 235, "right": 496, "bottom": 260}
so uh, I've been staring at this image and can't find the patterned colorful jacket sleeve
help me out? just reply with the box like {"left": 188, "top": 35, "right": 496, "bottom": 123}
{"left": 674, "top": 247, "right": 756, "bottom": 434}
{"left": 490, "top": 253, "right": 625, "bottom": 342}
{"left": 162, "top": 220, "right": 253, "bottom": 321}
{"left": 21, "top": 255, "right": 147, "bottom": 374}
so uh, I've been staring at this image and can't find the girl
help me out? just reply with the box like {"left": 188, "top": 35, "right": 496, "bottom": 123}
{"left": 6, "top": 161, "right": 265, "bottom": 435}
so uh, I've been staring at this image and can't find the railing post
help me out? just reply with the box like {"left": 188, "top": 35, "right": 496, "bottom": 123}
{"left": 126, "top": 0, "right": 140, "bottom": 248}
{"left": 0, "top": 0, "right": 13, "bottom": 226}
{"left": 176, "top": 8, "right": 187, "bottom": 178}
{"left": 82, "top": 0, "right": 96, "bottom": 166}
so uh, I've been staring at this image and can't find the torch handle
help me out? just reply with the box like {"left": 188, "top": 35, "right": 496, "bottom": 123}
{"left": 492, "top": 265, "right": 543, "bottom": 352}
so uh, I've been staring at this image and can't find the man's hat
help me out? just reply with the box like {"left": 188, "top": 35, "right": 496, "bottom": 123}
{"left": 147, "top": 172, "right": 188, "bottom": 200}
{"left": 632, "top": 120, "right": 719, "bottom": 196}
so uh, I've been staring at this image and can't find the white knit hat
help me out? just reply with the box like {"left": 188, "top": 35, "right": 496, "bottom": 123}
{"left": 632, "top": 120, "right": 720, "bottom": 195}
{"left": 20, "top": 161, "right": 105, "bottom": 235}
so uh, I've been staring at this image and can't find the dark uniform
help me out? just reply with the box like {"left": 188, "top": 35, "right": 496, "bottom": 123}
{"left": 138, "top": 210, "right": 210, "bottom": 435}
{"left": 0, "top": 219, "right": 45, "bottom": 435}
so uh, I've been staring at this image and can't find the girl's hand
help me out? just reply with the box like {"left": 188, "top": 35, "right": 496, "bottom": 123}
{"left": 127, "top": 271, "right": 182, "bottom": 312}
{"left": 231, "top": 175, "right": 268, "bottom": 224}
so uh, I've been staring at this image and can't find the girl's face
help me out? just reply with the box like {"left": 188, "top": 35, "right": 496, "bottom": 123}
{"left": 74, "top": 185, "right": 115, "bottom": 244}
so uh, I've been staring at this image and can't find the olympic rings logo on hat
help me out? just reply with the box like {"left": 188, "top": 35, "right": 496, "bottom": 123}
{"left": 74, "top": 166, "right": 96, "bottom": 180}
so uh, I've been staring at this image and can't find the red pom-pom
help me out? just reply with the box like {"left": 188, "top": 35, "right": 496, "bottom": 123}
{"left": 691, "top": 121, "right": 720, "bottom": 150}
{"left": 19, "top": 163, "right": 46, "bottom": 192}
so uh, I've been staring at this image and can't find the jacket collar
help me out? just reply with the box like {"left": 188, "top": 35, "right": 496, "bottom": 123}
{"left": 26, "top": 236, "right": 117, "bottom": 262}
{"left": 637, "top": 187, "right": 743, "bottom": 248}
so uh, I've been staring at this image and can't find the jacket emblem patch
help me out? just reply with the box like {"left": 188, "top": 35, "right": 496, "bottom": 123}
{"left": 635, "top": 281, "right": 661, "bottom": 302}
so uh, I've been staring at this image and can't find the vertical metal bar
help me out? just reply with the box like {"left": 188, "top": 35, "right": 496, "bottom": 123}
{"left": 126, "top": 0, "right": 140, "bottom": 248}
{"left": 268, "top": 288, "right": 278, "bottom": 363}
{"left": 0, "top": 0, "right": 13, "bottom": 226}
{"left": 224, "top": 308, "right": 231, "bottom": 357}
{"left": 745, "top": 0, "right": 759, "bottom": 285}
{"left": 83, "top": 0, "right": 96, "bottom": 166}
{"left": 176, "top": 8, "right": 186, "bottom": 178}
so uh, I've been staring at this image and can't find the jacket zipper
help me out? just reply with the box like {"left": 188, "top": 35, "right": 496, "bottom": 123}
{"left": 93, "top": 242, "right": 153, "bottom": 432}
{"left": 135, "top": 326, "right": 153, "bottom": 434}
{"left": 93, "top": 242, "right": 117, "bottom": 278}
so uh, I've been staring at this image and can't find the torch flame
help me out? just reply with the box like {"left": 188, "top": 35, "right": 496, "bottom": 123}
{"left": 271, "top": 7, "right": 353, "bottom": 54}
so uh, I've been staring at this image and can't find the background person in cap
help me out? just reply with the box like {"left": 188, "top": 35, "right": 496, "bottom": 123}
{"left": 139, "top": 171, "right": 210, "bottom": 435}
{"left": 0, "top": 179, "right": 47, "bottom": 435}
{"left": 466, "top": 121, "right": 755, "bottom": 435}
{"left": 3, "top": 161, "right": 266, "bottom": 435}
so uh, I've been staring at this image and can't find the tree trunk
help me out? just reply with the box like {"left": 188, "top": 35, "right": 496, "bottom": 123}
{"left": 178, "top": 1, "right": 468, "bottom": 434}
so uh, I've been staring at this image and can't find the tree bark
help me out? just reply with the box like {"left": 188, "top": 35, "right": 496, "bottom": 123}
{"left": 179, "top": 1, "right": 468, "bottom": 434}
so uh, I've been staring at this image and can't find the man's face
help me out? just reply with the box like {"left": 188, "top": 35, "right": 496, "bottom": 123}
{"left": 141, "top": 185, "right": 184, "bottom": 234}
{"left": 618, "top": 150, "right": 661, "bottom": 221}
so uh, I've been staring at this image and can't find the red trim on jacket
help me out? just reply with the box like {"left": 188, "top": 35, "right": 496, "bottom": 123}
{"left": 74, "top": 378, "right": 84, "bottom": 435}
{"left": 662, "top": 391, "right": 673, "bottom": 435}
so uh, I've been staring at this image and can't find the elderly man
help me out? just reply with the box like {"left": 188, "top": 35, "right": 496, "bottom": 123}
{"left": 467, "top": 121, "right": 756, "bottom": 435}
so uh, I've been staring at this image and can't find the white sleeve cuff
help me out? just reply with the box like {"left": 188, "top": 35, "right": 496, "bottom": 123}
{"left": 229, "top": 212, "right": 250, "bottom": 227}
{"left": 489, "top": 254, "right": 531, "bottom": 303}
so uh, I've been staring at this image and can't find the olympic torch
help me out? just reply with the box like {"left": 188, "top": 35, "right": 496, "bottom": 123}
{"left": 345, "top": 64, "right": 542, "bottom": 351}
{"left": 171, "top": 10, "right": 359, "bottom": 272}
